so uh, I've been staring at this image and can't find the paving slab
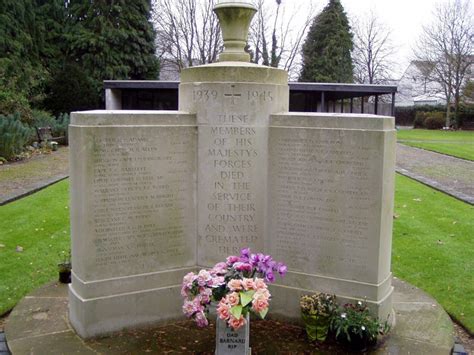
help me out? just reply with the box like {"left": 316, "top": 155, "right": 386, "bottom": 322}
{"left": 5, "top": 278, "right": 454, "bottom": 354}
{"left": 396, "top": 143, "right": 474, "bottom": 205}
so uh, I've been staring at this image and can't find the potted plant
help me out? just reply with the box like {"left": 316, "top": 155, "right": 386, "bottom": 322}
{"left": 58, "top": 250, "right": 71, "bottom": 284}
{"left": 300, "top": 292, "right": 337, "bottom": 342}
{"left": 330, "top": 301, "right": 389, "bottom": 352}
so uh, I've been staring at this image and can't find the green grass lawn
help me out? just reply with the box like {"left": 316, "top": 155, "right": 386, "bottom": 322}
{"left": 0, "top": 175, "right": 473, "bottom": 333}
{"left": 397, "top": 129, "right": 474, "bottom": 160}
{"left": 0, "top": 179, "right": 70, "bottom": 315}
{"left": 392, "top": 174, "right": 474, "bottom": 331}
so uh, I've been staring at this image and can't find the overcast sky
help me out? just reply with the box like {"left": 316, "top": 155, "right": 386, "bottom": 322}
{"left": 341, "top": 0, "right": 440, "bottom": 78}
{"left": 284, "top": 0, "right": 443, "bottom": 78}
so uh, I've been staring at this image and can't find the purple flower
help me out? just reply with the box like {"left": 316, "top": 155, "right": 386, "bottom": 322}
{"left": 226, "top": 255, "right": 239, "bottom": 265}
{"left": 240, "top": 248, "right": 251, "bottom": 260}
{"left": 233, "top": 262, "right": 252, "bottom": 273}
{"left": 276, "top": 262, "right": 287, "bottom": 276}
{"left": 249, "top": 253, "right": 259, "bottom": 265}
{"left": 265, "top": 271, "right": 275, "bottom": 283}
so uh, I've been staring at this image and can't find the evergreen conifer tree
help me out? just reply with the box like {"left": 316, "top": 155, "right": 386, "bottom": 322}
{"left": 299, "top": 0, "right": 353, "bottom": 83}
{"left": 65, "top": 0, "right": 160, "bottom": 107}
{"left": 0, "top": 0, "right": 45, "bottom": 118}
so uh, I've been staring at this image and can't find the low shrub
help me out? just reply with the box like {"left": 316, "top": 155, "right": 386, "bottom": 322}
{"left": 0, "top": 113, "right": 33, "bottom": 160}
{"left": 395, "top": 105, "right": 445, "bottom": 127}
{"left": 54, "top": 113, "right": 70, "bottom": 144}
{"left": 424, "top": 112, "right": 445, "bottom": 129}
{"left": 31, "top": 109, "right": 56, "bottom": 128}
{"left": 413, "top": 112, "right": 427, "bottom": 128}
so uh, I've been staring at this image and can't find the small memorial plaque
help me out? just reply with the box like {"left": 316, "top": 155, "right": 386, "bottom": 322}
{"left": 215, "top": 315, "right": 250, "bottom": 354}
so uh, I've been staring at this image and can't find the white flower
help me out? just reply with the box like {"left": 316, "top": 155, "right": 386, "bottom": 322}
{"left": 357, "top": 301, "right": 362, "bottom": 306}
{"left": 361, "top": 326, "right": 366, "bottom": 331}
{"left": 341, "top": 313, "right": 347, "bottom": 319}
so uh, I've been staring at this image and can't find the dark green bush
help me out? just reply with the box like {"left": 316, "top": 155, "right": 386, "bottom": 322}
{"left": 395, "top": 105, "right": 445, "bottom": 127}
{"left": 0, "top": 113, "right": 33, "bottom": 160}
{"left": 394, "top": 106, "right": 416, "bottom": 126}
{"left": 413, "top": 112, "right": 427, "bottom": 128}
{"left": 424, "top": 112, "right": 445, "bottom": 129}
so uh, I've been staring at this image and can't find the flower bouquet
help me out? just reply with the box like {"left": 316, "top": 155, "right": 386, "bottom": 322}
{"left": 181, "top": 248, "right": 287, "bottom": 330}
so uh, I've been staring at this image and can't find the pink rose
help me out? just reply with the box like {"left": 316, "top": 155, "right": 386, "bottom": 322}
{"left": 217, "top": 300, "right": 231, "bottom": 320}
{"left": 252, "top": 297, "right": 269, "bottom": 313}
{"left": 197, "top": 269, "right": 211, "bottom": 286}
{"left": 242, "top": 278, "right": 256, "bottom": 291}
{"left": 198, "top": 288, "right": 212, "bottom": 304}
{"left": 253, "top": 289, "right": 271, "bottom": 301}
{"left": 254, "top": 278, "right": 268, "bottom": 290}
{"left": 182, "top": 300, "right": 197, "bottom": 317}
{"left": 228, "top": 279, "right": 243, "bottom": 291}
{"left": 183, "top": 272, "right": 196, "bottom": 288}
{"left": 212, "top": 262, "right": 228, "bottom": 275}
{"left": 227, "top": 292, "right": 240, "bottom": 306}
{"left": 228, "top": 315, "right": 246, "bottom": 330}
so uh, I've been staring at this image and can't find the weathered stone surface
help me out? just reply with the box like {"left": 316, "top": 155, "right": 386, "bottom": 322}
{"left": 267, "top": 113, "right": 396, "bottom": 320}
{"left": 179, "top": 64, "right": 288, "bottom": 266}
{"left": 68, "top": 111, "right": 198, "bottom": 337}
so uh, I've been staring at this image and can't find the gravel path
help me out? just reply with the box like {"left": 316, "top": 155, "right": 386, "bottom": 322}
{"left": 396, "top": 143, "right": 474, "bottom": 205}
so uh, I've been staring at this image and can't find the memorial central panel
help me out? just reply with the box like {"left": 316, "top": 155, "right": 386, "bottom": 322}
{"left": 179, "top": 81, "right": 288, "bottom": 266}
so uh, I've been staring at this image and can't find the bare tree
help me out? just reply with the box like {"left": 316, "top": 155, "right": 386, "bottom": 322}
{"left": 152, "top": 0, "right": 222, "bottom": 76}
{"left": 248, "top": 0, "right": 317, "bottom": 79}
{"left": 153, "top": 0, "right": 317, "bottom": 80}
{"left": 414, "top": 0, "right": 473, "bottom": 127}
{"left": 352, "top": 11, "right": 396, "bottom": 85}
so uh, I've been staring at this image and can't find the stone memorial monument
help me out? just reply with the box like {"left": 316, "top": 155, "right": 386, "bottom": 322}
{"left": 69, "top": 0, "right": 395, "bottom": 338}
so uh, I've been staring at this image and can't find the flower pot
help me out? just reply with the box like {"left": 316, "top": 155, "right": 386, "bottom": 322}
{"left": 302, "top": 313, "right": 331, "bottom": 342}
{"left": 336, "top": 327, "right": 377, "bottom": 352}
{"left": 59, "top": 270, "right": 71, "bottom": 284}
